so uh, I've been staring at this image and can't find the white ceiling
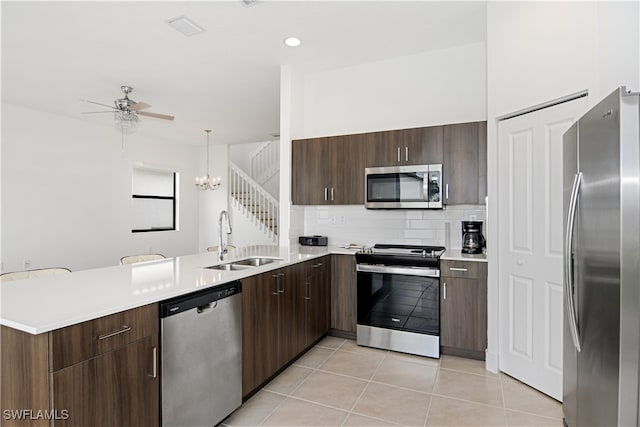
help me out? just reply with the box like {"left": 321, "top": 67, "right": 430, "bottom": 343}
{"left": 1, "top": 1, "right": 486, "bottom": 146}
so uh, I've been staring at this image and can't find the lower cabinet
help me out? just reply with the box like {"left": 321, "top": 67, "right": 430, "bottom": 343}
{"left": 242, "top": 257, "right": 331, "bottom": 398}
{"left": 330, "top": 254, "right": 357, "bottom": 337}
{"left": 304, "top": 257, "right": 331, "bottom": 346}
{"left": 52, "top": 336, "right": 159, "bottom": 427}
{"left": 0, "top": 304, "right": 159, "bottom": 427}
{"left": 440, "top": 260, "right": 487, "bottom": 360}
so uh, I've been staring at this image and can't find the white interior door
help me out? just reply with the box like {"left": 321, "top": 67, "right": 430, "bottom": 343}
{"left": 498, "top": 96, "right": 588, "bottom": 400}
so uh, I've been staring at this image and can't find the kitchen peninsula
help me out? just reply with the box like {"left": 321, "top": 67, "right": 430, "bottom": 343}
{"left": 0, "top": 245, "right": 486, "bottom": 427}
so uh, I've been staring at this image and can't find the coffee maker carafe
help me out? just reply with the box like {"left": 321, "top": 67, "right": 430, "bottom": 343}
{"left": 461, "top": 221, "right": 486, "bottom": 254}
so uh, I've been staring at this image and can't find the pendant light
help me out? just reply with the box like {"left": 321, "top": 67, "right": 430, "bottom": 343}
{"left": 195, "top": 129, "right": 221, "bottom": 190}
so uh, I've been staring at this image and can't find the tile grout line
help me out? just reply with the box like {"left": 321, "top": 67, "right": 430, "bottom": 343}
{"left": 340, "top": 347, "right": 390, "bottom": 426}
{"left": 257, "top": 339, "right": 346, "bottom": 426}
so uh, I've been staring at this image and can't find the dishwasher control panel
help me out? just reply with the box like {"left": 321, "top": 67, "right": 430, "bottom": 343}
{"left": 160, "top": 281, "right": 241, "bottom": 318}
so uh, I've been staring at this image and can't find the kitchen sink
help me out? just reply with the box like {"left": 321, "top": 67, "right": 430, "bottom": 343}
{"left": 207, "top": 263, "right": 253, "bottom": 271}
{"left": 233, "top": 257, "right": 281, "bottom": 266}
{"left": 206, "top": 257, "right": 282, "bottom": 271}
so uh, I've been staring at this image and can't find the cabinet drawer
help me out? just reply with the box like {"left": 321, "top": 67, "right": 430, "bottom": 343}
{"left": 440, "top": 261, "right": 479, "bottom": 279}
{"left": 50, "top": 303, "right": 158, "bottom": 371}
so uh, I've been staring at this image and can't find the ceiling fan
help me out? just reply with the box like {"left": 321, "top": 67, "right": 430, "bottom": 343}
{"left": 81, "top": 85, "right": 175, "bottom": 127}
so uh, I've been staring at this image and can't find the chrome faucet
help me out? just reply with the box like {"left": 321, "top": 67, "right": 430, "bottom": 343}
{"left": 218, "top": 210, "right": 232, "bottom": 261}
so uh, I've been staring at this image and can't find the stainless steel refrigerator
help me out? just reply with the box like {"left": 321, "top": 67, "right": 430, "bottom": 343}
{"left": 563, "top": 87, "right": 640, "bottom": 427}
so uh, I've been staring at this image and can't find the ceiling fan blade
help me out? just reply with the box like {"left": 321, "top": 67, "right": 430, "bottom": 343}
{"left": 81, "top": 111, "right": 116, "bottom": 114}
{"left": 80, "top": 99, "right": 116, "bottom": 109}
{"left": 131, "top": 101, "right": 151, "bottom": 111}
{"left": 138, "top": 111, "right": 175, "bottom": 121}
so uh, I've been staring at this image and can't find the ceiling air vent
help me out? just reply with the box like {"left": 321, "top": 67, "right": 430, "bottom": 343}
{"left": 166, "top": 15, "right": 206, "bottom": 37}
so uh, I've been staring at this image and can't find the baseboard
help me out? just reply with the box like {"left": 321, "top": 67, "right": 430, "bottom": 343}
{"left": 485, "top": 348, "right": 499, "bottom": 373}
{"left": 441, "top": 346, "right": 485, "bottom": 360}
{"left": 328, "top": 328, "right": 356, "bottom": 340}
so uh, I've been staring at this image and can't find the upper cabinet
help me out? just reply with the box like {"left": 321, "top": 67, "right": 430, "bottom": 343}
{"left": 366, "top": 126, "right": 443, "bottom": 167}
{"left": 292, "top": 121, "right": 486, "bottom": 206}
{"left": 292, "top": 134, "right": 366, "bottom": 205}
{"left": 443, "top": 121, "right": 487, "bottom": 205}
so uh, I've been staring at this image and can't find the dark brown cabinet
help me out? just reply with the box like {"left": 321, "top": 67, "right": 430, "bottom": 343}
{"left": 1, "top": 304, "right": 159, "bottom": 427}
{"left": 443, "top": 121, "right": 487, "bottom": 205}
{"left": 330, "top": 254, "right": 357, "bottom": 337}
{"left": 366, "top": 126, "right": 443, "bottom": 167}
{"left": 440, "top": 260, "right": 487, "bottom": 360}
{"left": 52, "top": 335, "right": 158, "bottom": 427}
{"left": 292, "top": 134, "right": 366, "bottom": 205}
{"left": 304, "top": 256, "right": 331, "bottom": 346}
{"left": 242, "top": 258, "right": 330, "bottom": 398}
{"left": 241, "top": 270, "right": 281, "bottom": 396}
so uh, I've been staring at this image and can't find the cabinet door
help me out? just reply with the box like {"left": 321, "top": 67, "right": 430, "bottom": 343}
{"left": 330, "top": 255, "right": 357, "bottom": 333}
{"left": 278, "top": 266, "right": 306, "bottom": 365}
{"left": 292, "top": 138, "right": 330, "bottom": 205}
{"left": 366, "top": 130, "right": 403, "bottom": 167}
{"left": 443, "top": 122, "right": 480, "bottom": 205}
{"left": 306, "top": 257, "right": 331, "bottom": 346}
{"left": 440, "top": 269, "right": 487, "bottom": 356}
{"left": 403, "top": 126, "right": 444, "bottom": 165}
{"left": 242, "top": 272, "right": 279, "bottom": 396}
{"left": 52, "top": 335, "right": 158, "bottom": 427}
{"left": 330, "top": 134, "right": 367, "bottom": 204}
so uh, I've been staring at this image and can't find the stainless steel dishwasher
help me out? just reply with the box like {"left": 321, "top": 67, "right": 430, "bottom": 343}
{"left": 160, "top": 281, "right": 242, "bottom": 427}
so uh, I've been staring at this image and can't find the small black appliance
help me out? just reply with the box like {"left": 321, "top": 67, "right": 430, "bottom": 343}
{"left": 461, "top": 221, "right": 486, "bottom": 254}
{"left": 299, "top": 235, "right": 328, "bottom": 246}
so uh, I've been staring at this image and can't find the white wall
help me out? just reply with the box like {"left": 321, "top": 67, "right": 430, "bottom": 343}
{"left": 301, "top": 42, "right": 487, "bottom": 138}
{"left": 485, "top": 1, "right": 640, "bottom": 372}
{"left": 197, "top": 143, "right": 229, "bottom": 252}
{"left": 1, "top": 103, "right": 200, "bottom": 272}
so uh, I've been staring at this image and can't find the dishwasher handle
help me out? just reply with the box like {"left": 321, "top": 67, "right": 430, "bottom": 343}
{"left": 160, "top": 281, "right": 241, "bottom": 318}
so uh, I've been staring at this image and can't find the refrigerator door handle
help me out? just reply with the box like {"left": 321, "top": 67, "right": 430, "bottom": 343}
{"left": 564, "top": 172, "right": 582, "bottom": 352}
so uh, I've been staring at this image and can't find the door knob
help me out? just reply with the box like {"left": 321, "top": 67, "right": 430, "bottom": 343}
{"left": 517, "top": 259, "right": 524, "bottom": 266}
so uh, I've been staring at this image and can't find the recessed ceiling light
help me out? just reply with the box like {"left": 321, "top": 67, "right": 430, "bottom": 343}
{"left": 284, "top": 37, "right": 302, "bottom": 47}
{"left": 166, "top": 15, "right": 206, "bottom": 37}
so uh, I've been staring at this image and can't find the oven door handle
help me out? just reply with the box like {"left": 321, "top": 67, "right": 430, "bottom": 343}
{"left": 356, "top": 264, "right": 440, "bottom": 278}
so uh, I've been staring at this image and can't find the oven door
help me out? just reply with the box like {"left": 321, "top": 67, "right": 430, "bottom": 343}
{"left": 356, "top": 264, "right": 439, "bottom": 335}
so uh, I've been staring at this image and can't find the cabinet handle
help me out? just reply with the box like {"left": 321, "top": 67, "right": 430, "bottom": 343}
{"left": 98, "top": 325, "right": 131, "bottom": 340}
{"left": 324, "top": 187, "right": 328, "bottom": 201}
{"left": 443, "top": 282, "right": 447, "bottom": 300}
{"left": 272, "top": 276, "right": 279, "bottom": 296}
{"left": 331, "top": 187, "right": 334, "bottom": 201}
{"left": 279, "top": 273, "right": 285, "bottom": 293}
{"left": 305, "top": 282, "right": 311, "bottom": 300}
{"left": 445, "top": 184, "right": 449, "bottom": 199}
{"left": 449, "top": 267, "right": 468, "bottom": 272}
{"left": 313, "top": 262, "right": 323, "bottom": 268}
{"left": 149, "top": 346, "right": 157, "bottom": 379}
{"left": 397, "top": 147, "right": 401, "bottom": 162}
{"left": 405, "top": 146, "right": 409, "bottom": 162}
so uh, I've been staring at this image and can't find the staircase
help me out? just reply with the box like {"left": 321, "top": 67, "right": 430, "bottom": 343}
{"left": 229, "top": 161, "right": 279, "bottom": 242}
{"left": 250, "top": 139, "right": 279, "bottom": 185}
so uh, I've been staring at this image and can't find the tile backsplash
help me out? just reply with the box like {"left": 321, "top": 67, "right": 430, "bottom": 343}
{"left": 302, "top": 204, "right": 486, "bottom": 249}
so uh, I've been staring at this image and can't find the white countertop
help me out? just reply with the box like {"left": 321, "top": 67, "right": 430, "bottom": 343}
{"left": 441, "top": 249, "right": 488, "bottom": 263}
{"left": 1, "top": 245, "right": 359, "bottom": 335}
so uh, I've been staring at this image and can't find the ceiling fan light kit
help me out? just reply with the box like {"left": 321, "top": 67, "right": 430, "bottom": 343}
{"left": 81, "top": 85, "right": 175, "bottom": 133}
{"left": 195, "top": 129, "right": 221, "bottom": 191}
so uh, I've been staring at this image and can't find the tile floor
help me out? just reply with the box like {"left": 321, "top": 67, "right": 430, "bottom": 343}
{"left": 223, "top": 337, "right": 563, "bottom": 427}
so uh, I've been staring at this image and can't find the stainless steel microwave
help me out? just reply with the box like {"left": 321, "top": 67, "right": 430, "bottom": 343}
{"left": 365, "top": 164, "right": 443, "bottom": 209}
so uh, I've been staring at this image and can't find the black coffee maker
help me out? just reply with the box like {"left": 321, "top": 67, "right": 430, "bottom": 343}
{"left": 461, "top": 221, "right": 486, "bottom": 254}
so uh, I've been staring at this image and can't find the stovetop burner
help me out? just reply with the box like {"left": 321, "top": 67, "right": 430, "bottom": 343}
{"left": 356, "top": 244, "right": 446, "bottom": 268}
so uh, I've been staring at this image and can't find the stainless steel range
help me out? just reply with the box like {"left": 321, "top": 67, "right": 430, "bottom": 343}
{"left": 356, "top": 244, "right": 444, "bottom": 358}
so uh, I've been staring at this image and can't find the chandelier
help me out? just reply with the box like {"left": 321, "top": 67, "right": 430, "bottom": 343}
{"left": 195, "top": 129, "right": 221, "bottom": 190}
